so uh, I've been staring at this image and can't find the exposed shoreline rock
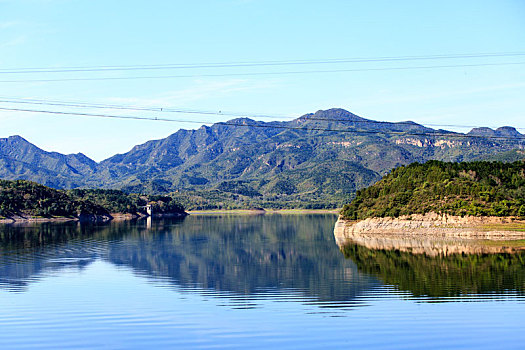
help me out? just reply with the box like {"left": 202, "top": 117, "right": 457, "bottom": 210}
{"left": 335, "top": 213, "right": 525, "bottom": 239}
{"left": 334, "top": 213, "right": 525, "bottom": 256}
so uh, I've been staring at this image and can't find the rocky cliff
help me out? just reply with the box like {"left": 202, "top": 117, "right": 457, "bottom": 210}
{"left": 334, "top": 213, "right": 525, "bottom": 256}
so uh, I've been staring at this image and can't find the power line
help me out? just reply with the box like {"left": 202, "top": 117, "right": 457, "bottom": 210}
{"left": 0, "top": 97, "right": 285, "bottom": 119}
{"left": 1, "top": 52, "right": 524, "bottom": 74}
{"left": 1, "top": 96, "right": 524, "bottom": 131}
{"left": 1, "top": 106, "right": 524, "bottom": 141}
{"left": 1, "top": 61, "right": 524, "bottom": 83}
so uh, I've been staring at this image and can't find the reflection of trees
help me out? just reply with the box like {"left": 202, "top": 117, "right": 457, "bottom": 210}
{"left": 341, "top": 243, "right": 525, "bottom": 298}
{"left": 0, "top": 215, "right": 379, "bottom": 304}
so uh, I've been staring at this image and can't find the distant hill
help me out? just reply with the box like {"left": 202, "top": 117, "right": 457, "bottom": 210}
{"left": 341, "top": 160, "right": 525, "bottom": 220}
{"left": 2, "top": 109, "right": 525, "bottom": 208}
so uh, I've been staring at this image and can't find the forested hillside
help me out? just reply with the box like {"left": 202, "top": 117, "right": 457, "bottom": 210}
{"left": 341, "top": 161, "right": 525, "bottom": 220}
{"left": 0, "top": 180, "right": 185, "bottom": 220}
{"left": 0, "top": 179, "right": 107, "bottom": 218}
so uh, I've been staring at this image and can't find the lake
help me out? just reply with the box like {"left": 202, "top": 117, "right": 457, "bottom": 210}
{"left": 0, "top": 214, "right": 524, "bottom": 349}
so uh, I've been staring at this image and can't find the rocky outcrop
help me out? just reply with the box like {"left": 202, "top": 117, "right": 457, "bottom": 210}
{"left": 335, "top": 213, "right": 525, "bottom": 239}
{"left": 334, "top": 213, "right": 525, "bottom": 256}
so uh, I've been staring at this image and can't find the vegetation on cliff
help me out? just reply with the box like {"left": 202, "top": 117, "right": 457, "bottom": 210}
{"left": 0, "top": 179, "right": 185, "bottom": 219}
{"left": 341, "top": 160, "right": 525, "bottom": 220}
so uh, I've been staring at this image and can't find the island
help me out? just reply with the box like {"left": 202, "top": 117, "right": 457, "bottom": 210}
{"left": 335, "top": 160, "right": 525, "bottom": 249}
{"left": 0, "top": 179, "right": 187, "bottom": 223}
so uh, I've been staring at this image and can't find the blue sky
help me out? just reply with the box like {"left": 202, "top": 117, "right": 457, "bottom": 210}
{"left": 1, "top": 0, "right": 524, "bottom": 161}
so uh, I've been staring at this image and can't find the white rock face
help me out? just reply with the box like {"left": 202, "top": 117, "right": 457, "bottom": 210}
{"left": 337, "top": 213, "right": 521, "bottom": 237}
{"left": 333, "top": 214, "right": 525, "bottom": 256}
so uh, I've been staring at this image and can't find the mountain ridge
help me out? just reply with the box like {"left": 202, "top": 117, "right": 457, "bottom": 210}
{"left": 2, "top": 108, "right": 524, "bottom": 208}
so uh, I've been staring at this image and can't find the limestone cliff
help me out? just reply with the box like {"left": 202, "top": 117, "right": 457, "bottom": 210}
{"left": 334, "top": 213, "right": 525, "bottom": 256}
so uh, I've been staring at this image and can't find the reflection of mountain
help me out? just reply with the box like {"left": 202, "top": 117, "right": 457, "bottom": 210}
{"left": 340, "top": 243, "right": 525, "bottom": 298}
{"left": 0, "top": 215, "right": 379, "bottom": 304}
{"left": 108, "top": 215, "right": 380, "bottom": 303}
{"left": 4, "top": 215, "right": 525, "bottom": 303}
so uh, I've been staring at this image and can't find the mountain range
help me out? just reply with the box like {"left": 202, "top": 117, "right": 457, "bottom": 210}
{"left": 2, "top": 108, "right": 524, "bottom": 208}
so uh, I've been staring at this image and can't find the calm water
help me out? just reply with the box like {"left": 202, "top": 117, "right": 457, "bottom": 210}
{"left": 0, "top": 214, "right": 524, "bottom": 349}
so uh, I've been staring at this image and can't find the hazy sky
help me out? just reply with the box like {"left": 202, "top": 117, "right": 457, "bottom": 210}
{"left": 1, "top": 0, "right": 524, "bottom": 161}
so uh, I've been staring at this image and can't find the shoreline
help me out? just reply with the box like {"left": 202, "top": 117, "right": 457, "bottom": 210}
{"left": 187, "top": 209, "right": 340, "bottom": 215}
{"left": 0, "top": 208, "right": 335, "bottom": 223}
{"left": 334, "top": 213, "right": 525, "bottom": 255}
{"left": 335, "top": 212, "right": 525, "bottom": 240}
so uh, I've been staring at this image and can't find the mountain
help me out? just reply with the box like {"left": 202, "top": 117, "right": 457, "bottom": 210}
{"left": 2, "top": 109, "right": 525, "bottom": 208}
{"left": 468, "top": 126, "right": 523, "bottom": 138}
{"left": 0, "top": 135, "right": 97, "bottom": 188}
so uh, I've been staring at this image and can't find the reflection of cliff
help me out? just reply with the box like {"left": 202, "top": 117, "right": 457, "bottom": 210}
{"left": 0, "top": 215, "right": 379, "bottom": 304}
{"left": 340, "top": 243, "right": 525, "bottom": 298}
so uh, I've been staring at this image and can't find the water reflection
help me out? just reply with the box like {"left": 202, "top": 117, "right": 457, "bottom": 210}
{"left": 0, "top": 215, "right": 378, "bottom": 307}
{"left": 2, "top": 215, "right": 525, "bottom": 305}
{"left": 2, "top": 216, "right": 525, "bottom": 349}
{"left": 340, "top": 243, "right": 525, "bottom": 299}
{"left": 334, "top": 222, "right": 525, "bottom": 299}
